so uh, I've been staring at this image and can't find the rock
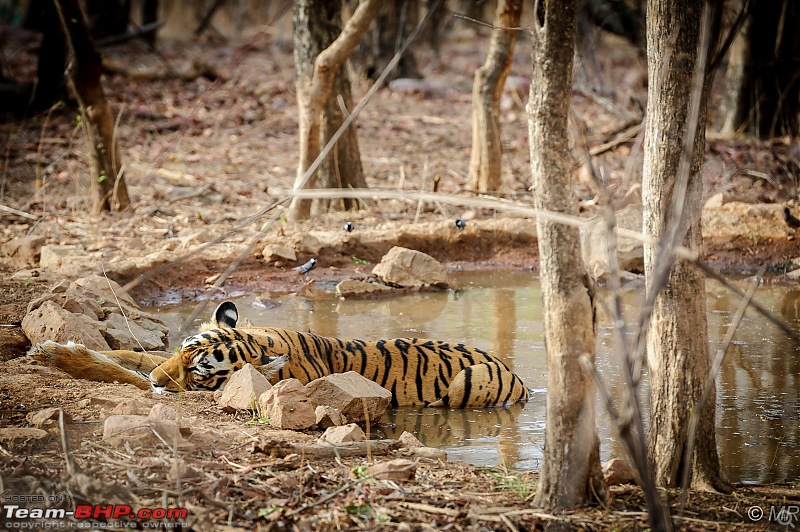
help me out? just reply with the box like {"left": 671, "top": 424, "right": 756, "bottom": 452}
{"left": 73, "top": 275, "right": 138, "bottom": 310}
{"left": 103, "top": 415, "right": 193, "bottom": 450}
{"left": 305, "top": 371, "right": 392, "bottom": 423}
{"left": 702, "top": 202, "right": 787, "bottom": 240}
{"left": 703, "top": 191, "right": 724, "bottom": 209}
{"left": 149, "top": 403, "right": 177, "bottom": 421}
{"left": 787, "top": 268, "right": 800, "bottom": 281}
{"left": 219, "top": 363, "right": 272, "bottom": 411}
{"left": 111, "top": 399, "right": 150, "bottom": 416}
{"left": 602, "top": 458, "right": 636, "bottom": 486}
{"left": 291, "top": 233, "right": 322, "bottom": 254}
{"left": 103, "top": 313, "right": 166, "bottom": 351}
{"left": 257, "top": 379, "right": 317, "bottom": 430}
{"left": 39, "top": 245, "right": 86, "bottom": 270}
{"left": 26, "top": 407, "right": 69, "bottom": 431}
{"left": 398, "top": 431, "right": 424, "bottom": 448}
{"left": 580, "top": 203, "right": 644, "bottom": 281}
{"left": 335, "top": 279, "right": 393, "bottom": 299}
{"left": 262, "top": 244, "right": 296, "bottom": 263}
{"left": 388, "top": 78, "right": 448, "bottom": 98}
{"left": 168, "top": 459, "right": 201, "bottom": 481}
{"left": 22, "top": 300, "right": 110, "bottom": 350}
{"left": 372, "top": 246, "right": 448, "bottom": 289}
{"left": 365, "top": 459, "right": 417, "bottom": 482}
{"left": 0, "top": 428, "right": 49, "bottom": 449}
{"left": 614, "top": 184, "right": 642, "bottom": 210}
{"left": 317, "top": 423, "right": 366, "bottom": 444}
{"left": 315, "top": 405, "right": 347, "bottom": 428}
{"left": 1, "top": 235, "right": 45, "bottom": 269}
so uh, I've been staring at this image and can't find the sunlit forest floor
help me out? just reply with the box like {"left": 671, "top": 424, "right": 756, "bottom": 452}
{"left": 2, "top": 28, "right": 800, "bottom": 530}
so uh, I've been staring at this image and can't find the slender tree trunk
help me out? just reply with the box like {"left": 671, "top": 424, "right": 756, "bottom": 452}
{"left": 288, "top": 0, "right": 378, "bottom": 222}
{"left": 468, "top": 0, "right": 521, "bottom": 192}
{"left": 30, "top": 0, "right": 67, "bottom": 111}
{"left": 643, "top": 0, "right": 731, "bottom": 493}
{"left": 56, "top": 0, "right": 130, "bottom": 212}
{"left": 527, "top": 0, "right": 606, "bottom": 511}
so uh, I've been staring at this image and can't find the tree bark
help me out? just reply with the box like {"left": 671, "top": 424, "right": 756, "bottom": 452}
{"left": 56, "top": 0, "right": 130, "bottom": 212}
{"left": 643, "top": 0, "right": 731, "bottom": 492}
{"left": 527, "top": 0, "right": 606, "bottom": 511}
{"left": 468, "top": 0, "right": 521, "bottom": 193}
{"left": 720, "top": 1, "right": 800, "bottom": 138}
{"left": 288, "top": 0, "right": 378, "bottom": 222}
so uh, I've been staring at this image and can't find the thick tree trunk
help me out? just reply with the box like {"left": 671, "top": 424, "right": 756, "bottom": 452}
{"left": 468, "top": 0, "right": 521, "bottom": 193}
{"left": 56, "top": 0, "right": 130, "bottom": 212}
{"left": 643, "top": 0, "right": 731, "bottom": 493}
{"left": 720, "top": 1, "right": 800, "bottom": 138}
{"left": 288, "top": 0, "right": 377, "bottom": 222}
{"left": 527, "top": 0, "right": 606, "bottom": 511}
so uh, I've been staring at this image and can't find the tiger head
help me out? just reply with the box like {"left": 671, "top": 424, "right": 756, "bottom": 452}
{"left": 149, "top": 301, "right": 288, "bottom": 394}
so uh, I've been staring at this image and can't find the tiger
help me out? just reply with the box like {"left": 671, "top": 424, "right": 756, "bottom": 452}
{"left": 28, "top": 301, "right": 530, "bottom": 408}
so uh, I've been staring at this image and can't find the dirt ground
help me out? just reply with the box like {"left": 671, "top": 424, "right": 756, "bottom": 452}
{"left": 2, "top": 24, "right": 800, "bottom": 530}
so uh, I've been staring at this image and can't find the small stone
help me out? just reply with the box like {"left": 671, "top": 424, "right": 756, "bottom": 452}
{"left": 365, "top": 459, "right": 417, "bottom": 482}
{"left": 103, "top": 415, "right": 193, "bottom": 450}
{"left": 602, "top": 458, "right": 636, "bottom": 486}
{"left": 317, "top": 423, "right": 366, "bottom": 444}
{"left": 0, "top": 428, "right": 50, "bottom": 449}
{"left": 168, "top": 459, "right": 201, "bottom": 481}
{"left": 111, "top": 399, "right": 150, "bottom": 416}
{"left": 335, "top": 279, "right": 393, "bottom": 299}
{"left": 315, "top": 405, "right": 347, "bottom": 428}
{"left": 257, "top": 379, "right": 317, "bottom": 430}
{"left": 305, "top": 371, "right": 392, "bottom": 423}
{"left": 39, "top": 245, "right": 83, "bottom": 269}
{"left": 398, "top": 431, "right": 424, "bottom": 448}
{"left": 26, "top": 407, "right": 69, "bottom": 430}
{"left": 218, "top": 364, "right": 272, "bottom": 411}
{"left": 406, "top": 447, "right": 447, "bottom": 461}
{"left": 1, "top": 235, "right": 46, "bottom": 268}
{"left": 262, "top": 244, "right": 297, "bottom": 263}
{"left": 149, "top": 403, "right": 177, "bottom": 421}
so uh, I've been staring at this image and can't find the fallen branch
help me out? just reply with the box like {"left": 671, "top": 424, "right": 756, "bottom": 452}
{"left": 252, "top": 437, "right": 402, "bottom": 459}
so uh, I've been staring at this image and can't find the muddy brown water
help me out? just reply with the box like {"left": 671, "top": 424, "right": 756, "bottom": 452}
{"left": 148, "top": 271, "right": 800, "bottom": 485}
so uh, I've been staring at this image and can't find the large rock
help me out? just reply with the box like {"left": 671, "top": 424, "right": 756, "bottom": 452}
{"left": 580, "top": 203, "right": 644, "bottom": 282}
{"left": 372, "top": 247, "right": 448, "bottom": 289}
{"left": 103, "top": 313, "right": 165, "bottom": 351}
{"left": 103, "top": 415, "right": 193, "bottom": 450}
{"left": 315, "top": 405, "right": 347, "bottom": 428}
{"left": 218, "top": 364, "right": 272, "bottom": 411}
{"left": 23, "top": 276, "right": 168, "bottom": 351}
{"left": 1, "top": 235, "right": 45, "bottom": 269}
{"left": 305, "top": 371, "right": 391, "bottom": 423}
{"left": 257, "top": 379, "right": 317, "bottom": 430}
{"left": 22, "top": 300, "right": 111, "bottom": 350}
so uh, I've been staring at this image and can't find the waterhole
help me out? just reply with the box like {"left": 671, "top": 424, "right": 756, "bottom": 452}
{"left": 149, "top": 271, "right": 800, "bottom": 485}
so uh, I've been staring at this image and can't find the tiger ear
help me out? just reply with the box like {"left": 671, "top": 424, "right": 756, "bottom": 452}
{"left": 214, "top": 301, "right": 239, "bottom": 328}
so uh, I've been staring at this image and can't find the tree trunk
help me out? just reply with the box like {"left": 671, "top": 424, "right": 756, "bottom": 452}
{"left": 364, "top": 0, "right": 422, "bottom": 81}
{"left": 28, "top": 0, "right": 67, "bottom": 111}
{"left": 720, "top": 1, "right": 800, "bottom": 138}
{"left": 527, "top": 0, "right": 606, "bottom": 511}
{"left": 288, "top": 0, "right": 378, "bottom": 222}
{"left": 468, "top": 0, "right": 521, "bottom": 193}
{"left": 643, "top": 0, "right": 731, "bottom": 493}
{"left": 56, "top": 0, "right": 131, "bottom": 212}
